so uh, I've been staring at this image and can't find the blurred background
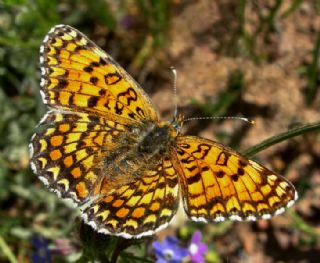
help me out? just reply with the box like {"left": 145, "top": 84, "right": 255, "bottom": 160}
{"left": 0, "top": 0, "right": 320, "bottom": 262}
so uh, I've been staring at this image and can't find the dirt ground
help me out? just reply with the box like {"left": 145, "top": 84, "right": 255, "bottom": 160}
{"left": 2, "top": 1, "right": 319, "bottom": 262}
{"left": 146, "top": 1, "right": 320, "bottom": 262}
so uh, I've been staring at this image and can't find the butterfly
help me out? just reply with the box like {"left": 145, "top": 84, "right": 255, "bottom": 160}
{"left": 29, "top": 25, "right": 298, "bottom": 239}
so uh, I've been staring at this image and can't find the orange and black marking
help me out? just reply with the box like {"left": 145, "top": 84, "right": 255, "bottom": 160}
{"left": 83, "top": 157, "right": 179, "bottom": 236}
{"left": 39, "top": 25, "right": 157, "bottom": 122}
{"left": 175, "top": 136, "right": 296, "bottom": 222}
{"left": 30, "top": 111, "right": 128, "bottom": 203}
{"left": 30, "top": 25, "right": 298, "bottom": 239}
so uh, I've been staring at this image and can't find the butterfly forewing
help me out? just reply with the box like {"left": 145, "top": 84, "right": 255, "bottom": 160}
{"left": 39, "top": 25, "right": 158, "bottom": 122}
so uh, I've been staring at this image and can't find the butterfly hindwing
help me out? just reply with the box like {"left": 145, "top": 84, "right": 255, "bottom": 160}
{"left": 81, "top": 156, "right": 180, "bottom": 238}
{"left": 30, "top": 110, "right": 129, "bottom": 204}
{"left": 173, "top": 136, "right": 297, "bottom": 222}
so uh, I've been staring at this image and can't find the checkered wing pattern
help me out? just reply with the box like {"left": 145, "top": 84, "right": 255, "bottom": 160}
{"left": 39, "top": 25, "right": 158, "bottom": 123}
{"left": 30, "top": 110, "right": 128, "bottom": 204}
{"left": 82, "top": 156, "right": 180, "bottom": 238}
{"left": 30, "top": 24, "right": 298, "bottom": 239}
{"left": 174, "top": 136, "right": 297, "bottom": 222}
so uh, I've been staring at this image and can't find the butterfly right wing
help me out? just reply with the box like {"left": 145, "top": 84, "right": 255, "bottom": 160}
{"left": 172, "top": 136, "right": 297, "bottom": 222}
{"left": 39, "top": 24, "right": 158, "bottom": 123}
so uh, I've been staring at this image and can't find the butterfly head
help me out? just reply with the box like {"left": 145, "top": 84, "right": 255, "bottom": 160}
{"left": 170, "top": 114, "right": 184, "bottom": 135}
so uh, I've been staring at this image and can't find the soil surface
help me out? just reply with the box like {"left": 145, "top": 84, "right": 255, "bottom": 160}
{"left": 144, "top": 1, "right": 320, "bottom": 262}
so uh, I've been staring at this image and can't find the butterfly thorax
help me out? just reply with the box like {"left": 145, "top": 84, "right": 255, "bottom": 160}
{"left": 97, "top": 120, "right": 177, "bottom": 194}
{"left": 137, "top": 121, "right": 178, "bottom": 154}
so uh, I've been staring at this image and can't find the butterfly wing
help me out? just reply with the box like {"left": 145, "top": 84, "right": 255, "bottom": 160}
{"left": 81, "top": 156, "right": 180, "bottom": 238}
{"left": 39, "top": 24, "right": 158, "bottom": 123}
{"left": 29, "top": 110, "right": 130, "bottom": 205}
{"left": 173, "top": 136, "right": 297, "bottom": 222}
{"left": 31, "top": 24, "right": 160, "bottom": 205}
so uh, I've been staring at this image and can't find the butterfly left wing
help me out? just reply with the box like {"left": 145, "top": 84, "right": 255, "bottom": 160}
{"left": 172, "top": 136, "right": 297, "bottom": 222}
{"left": 39, "top": 24, "right": 158, "bottom": 123}
{"left": 81, "top": 156, "right": 180, "bottom": 238}
{"left": 29, "top": 110, "right": 130, "bottom": 205}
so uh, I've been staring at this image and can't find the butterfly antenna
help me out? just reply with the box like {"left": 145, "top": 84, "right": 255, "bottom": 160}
{"left": 168, "top": 67, "right": 253, "bottom": 126}
{"left": 184, "top": 116, "right": 255, "bottom": 124}
{"left": 170, "top": 66, "right": 178, "bottom": 119}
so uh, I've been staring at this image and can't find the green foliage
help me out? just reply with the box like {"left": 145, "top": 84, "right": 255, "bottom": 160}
{"left": 304, "top": 32, "right": 320, "bottom": 105}
{"left": 0, "top": 1, "right": 319, "bottom": 262}
{"left": 137, "top": 0, "right": 169, "bottom": 47}
{"left": 235, "top": 0, "right": 305, "bottom": 61}
{"left": 0, "top": 1, "right": 171, "bottom": 261}
{"left": 281, "top": 0, "right": 303, "bottom": 18}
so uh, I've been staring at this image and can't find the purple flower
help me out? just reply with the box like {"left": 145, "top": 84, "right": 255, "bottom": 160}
{"left": 31, "top": 235, "right": 51, "bottom": 263}
{"left": 188, "top": 231, "right": 207, "bottom": 263}
{"left": 120, "top": 15, "right": 137, "bottom": 30}
{"left": 153, "top": 236, "right": 189, "bottom": 263}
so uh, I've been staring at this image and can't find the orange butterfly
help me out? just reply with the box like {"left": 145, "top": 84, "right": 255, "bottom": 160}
{"left": 29, "top": 25, "right": 297, "bottom": 238}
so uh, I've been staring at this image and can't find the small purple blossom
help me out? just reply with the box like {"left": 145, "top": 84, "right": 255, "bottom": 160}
{"left": 153, "top": 236, "right": 189, "bottom": 263}
{"left": 120, "top": 15, "right": 137, "bottom": 30}
{"left": 31, "top": 235, "right": 51, "bottom": 263}
{"left": 188, "top": 231, "right": 207, "bottom": 263}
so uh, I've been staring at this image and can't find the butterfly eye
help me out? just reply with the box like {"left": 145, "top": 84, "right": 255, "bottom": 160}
{"left": 171, "top": 122, "right": 181, "bottom": 134}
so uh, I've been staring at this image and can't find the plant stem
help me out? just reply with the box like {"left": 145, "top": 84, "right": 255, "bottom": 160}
{"left": 0, "top": 235, "right": 18, "bottom": 263}
{"left": 242, "top": 122, "right": 320, "bottom": 157}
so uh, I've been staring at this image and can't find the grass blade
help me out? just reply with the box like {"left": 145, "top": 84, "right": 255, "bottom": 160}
{"left": 0, "top": 235, "right": 18, "bottom": 263}
{"left": 242, "top": 122, "right": 320, "bottom": 157}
